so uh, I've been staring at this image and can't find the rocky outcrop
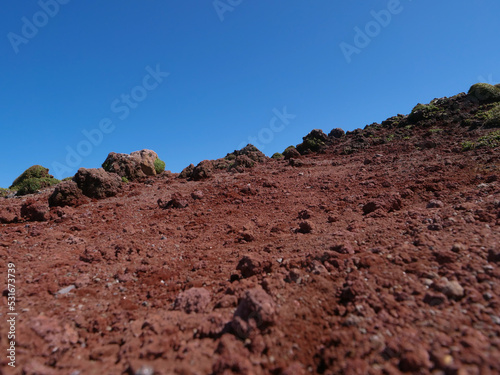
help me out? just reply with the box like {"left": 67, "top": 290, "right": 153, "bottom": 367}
{"left": 73, "top": 168, "right": 122, "bottom": 199}
{"left": 102, "top": 149, "right": 164, "bottom": 180}
{"left": 48, "top": 181, "right": 89, "bottom": 207}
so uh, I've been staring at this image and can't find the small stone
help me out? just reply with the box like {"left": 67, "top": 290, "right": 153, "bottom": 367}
{"left": 232, "top": 288, "right": 276, "bottom": 338}
{"left": 297, "top": 221, "right": 314, "bottom": 234}
{"left": 433, "top": 279, "right": 464, "bottom": 300}
{"left": 174, "top": 287, "right": 211, "bottom": 313}
{"left": 423, "top": 292, "right": 446, "bottom": 306}
{"left": 191, "top": 190, "right": 204, "bottom": 200}
{"left": 56, "top": 285, "right": 76, "bottom": 295}
{"left": 158, "top": 193, "right": 188, "bottom": 209}
{"left": 488, "top": 249, "right": 500, "bottom": 263}
{"left": 237, "top": 254, "right": 272, "bottom": 278}
{"left": 427, "top": 200, "right": 444, "bottom": 209}
{"left": 451, "top": 243, "right": 465, "bottom": 253}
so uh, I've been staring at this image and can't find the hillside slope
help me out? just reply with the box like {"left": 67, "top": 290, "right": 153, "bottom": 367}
{"left": 0, "top": 85, "right": 499, "bottom": 374}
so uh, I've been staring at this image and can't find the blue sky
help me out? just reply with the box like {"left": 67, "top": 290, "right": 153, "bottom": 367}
{"left": 1, "top": 1, "right": 499, "bottom": 187}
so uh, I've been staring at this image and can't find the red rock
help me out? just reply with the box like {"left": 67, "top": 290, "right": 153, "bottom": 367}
{"left": 174, "top": 287, "right": 211, "bottom": 313}
{"left": 237, "top": 254, "right": 272, "bottom": 278}
{"left": 21, "top": 199, "right": 49, "bottom": 221}
{"left": 232, "top": 288, "right": 276, "bottom": 337}
{"left": 73, "top": 168, "right": 121, "bottom": 199}
{"left": 48, "top": 180, "right": 88, "bottom": 207}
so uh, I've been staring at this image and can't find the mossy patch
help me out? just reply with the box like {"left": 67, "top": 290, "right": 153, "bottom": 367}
{"left": 468, "top": 83, "right": 500, "bottom": 103}
{"left": 10, "top": 165, "right": 60, "bottom": 196}
{"left": 461, "top": 130, "right": 500, "bottom": 151}
{"left": 271, "top": 152, "right": 284, "bottom": 160}
{"left": 0, "top": 188, "right": 12, "bottom": 198}
{"left": 154, "top": 158, "right": 166, "bottom": 174}
{"left": 484, "top": 104, "right": 500, "bottom": 128}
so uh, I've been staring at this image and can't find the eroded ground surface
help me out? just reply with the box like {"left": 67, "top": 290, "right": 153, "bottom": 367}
{"left": 1, "top": 96, "right": 500, "bottom": 375}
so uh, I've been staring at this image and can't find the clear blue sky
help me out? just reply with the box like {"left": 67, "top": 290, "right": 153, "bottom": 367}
{"left": 1, "top": 1, "right": 499, "bottom": 187}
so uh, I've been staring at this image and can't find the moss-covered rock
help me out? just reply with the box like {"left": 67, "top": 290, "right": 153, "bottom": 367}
{"left": 296, "top": 129, "right": 328, "bottom": 155}
{"left": 9, "top": 165, "right": 60, "bottom": 196}
{"left": 468, "top": 83, "right": 500, "bottom": 103}
{"left": 408, "top": 103, "right": 441, "bottom": 123}
{"left": 283, "top": 146, "right": 301, "bottom": 159}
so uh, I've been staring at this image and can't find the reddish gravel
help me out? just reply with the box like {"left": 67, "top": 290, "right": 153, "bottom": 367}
{"left": 1, "top": 91, "right": 500, "bottom": 374}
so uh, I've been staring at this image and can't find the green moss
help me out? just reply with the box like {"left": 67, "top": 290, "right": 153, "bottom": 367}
{"left": 154, "top": 158, "right": 166, "bottom": 174}
{"left": 10, "top": 165, "right": 50, "bottom": 189}
{"left": 385, "top": 134, "right": 395, "bottom": 142}
{"left": 9, "top": 165, "right": 60, "bottom": 195}
{"left": 297, "top": 138, "right": 325, "bottom": 153}
{"left": 62, "top": 177, "right": 73, "bottom": 181}
{"left": 411, "top": 103, "right": 440, "bottom": 115}
{"left": 461, "top": 130, "right": 500, "bottom": 151}
{"left": 428, "top": 128, "right": 444, "bottom": 133}
{"left": 15, "top": 177, "right": 60, "bottom": 196}
{"left": 477, "top": 130, "right": 500, "bottom": 148}
{"left": 271, "top": 152, "right": 284, "bottom": 160}
{"left": 121, "top": 176, "right": 129, "bottom": 183}
{"left": 468, "top": 83, "right": 500, "bottom": 103}
{"left": 484, "top": 104, "right": 500, "bottom": 128}
{"left": 0, "top": 188, "right": 12, "bottom": 198}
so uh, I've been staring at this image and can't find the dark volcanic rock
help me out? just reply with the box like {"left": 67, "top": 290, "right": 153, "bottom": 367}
{"left": 192, "top": 160, "right": 214, "bottom": 181}
{"left": 49, "top": 181, "right": 88, "bottom": 207}
{"left": 73, "top": 168, "right": 122, "bottom": 199}
{"left": 21, "top": 199, "right": 49, "bottom": 222}
{"left": 237, "top": 254, "right": 272, "bottom": 278}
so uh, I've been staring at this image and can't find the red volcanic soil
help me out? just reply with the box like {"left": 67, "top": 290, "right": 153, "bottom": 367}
{"left": 1, "top": 92, "right": 500, "bottom": 374}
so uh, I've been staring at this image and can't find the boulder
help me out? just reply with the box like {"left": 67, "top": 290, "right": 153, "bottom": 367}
{"left": 102, "top": 152, "right": 145, "bottom": 180}
{"left": 329, "top": 128, "right": 345, "bottom": 139}
{"left": 130, "top": 149, "right": 159, "bottom": 176}
{"left": 73, "top": 168, "right": 122, "bottom": 199}
{"left": 178, "top": 164, "right": 195, "bottom": 179}
{"left": 102, "top": 149, "right": 162, "bottom": 180}
{"left": 48, "top": 181, "right": 89, "bottom": 207}
{"left": 21, "top": 199, "right": 49, "bottom": 222}
{"left": 297, "top": 129, "right": 329, "bottom": 154}
{"left": 192, "top": 160, "right": 214, "bottom": 181}
{"left": 283, "top": 146, "right": 301, "bottom": 160}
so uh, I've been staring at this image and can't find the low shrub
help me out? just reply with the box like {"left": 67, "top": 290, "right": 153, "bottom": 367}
{"left": 10, "top": 165, "right": 60, "bottom": 196}
{"left": 154, "top": 158, "right": 166, "bottom": 174}
{"left": 484, "top": 104, "right": 500, "bottom": 128}
{"left": 271, "top": 152, "right": 284, "bottom": 160}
